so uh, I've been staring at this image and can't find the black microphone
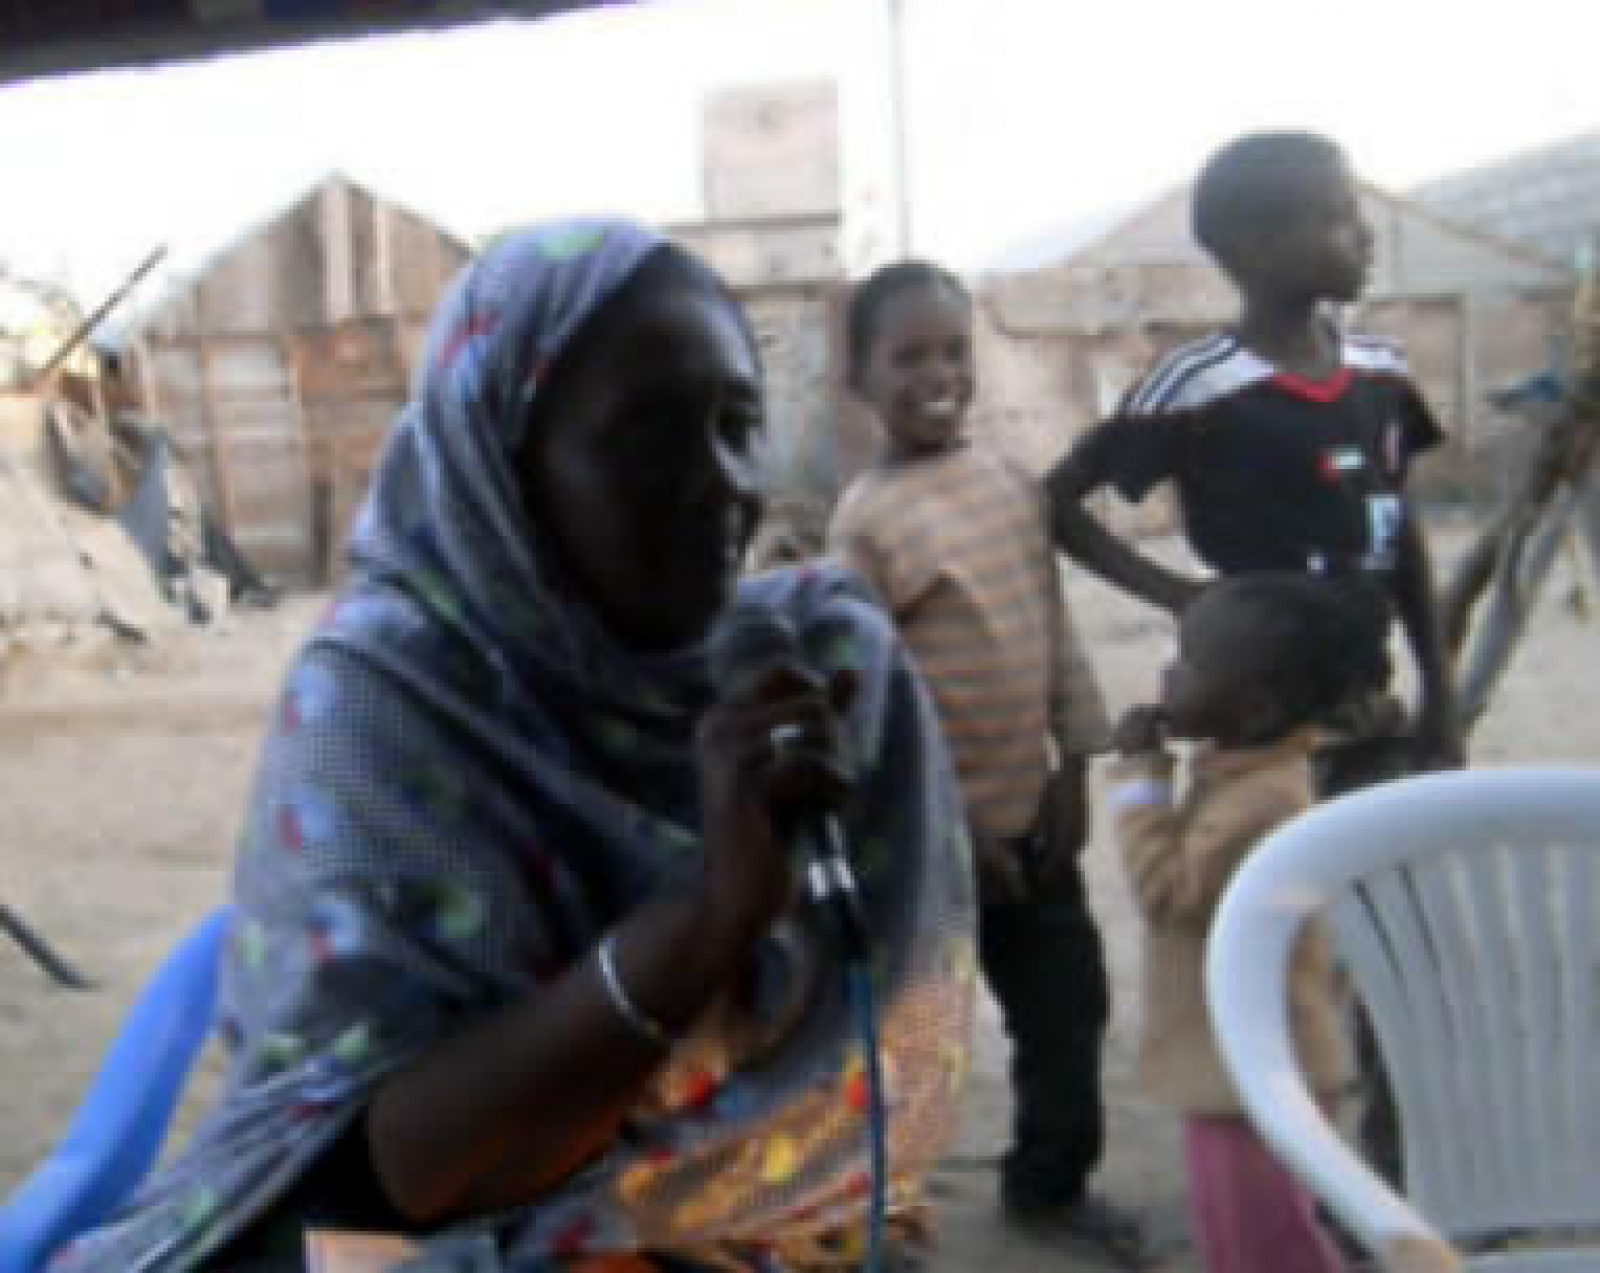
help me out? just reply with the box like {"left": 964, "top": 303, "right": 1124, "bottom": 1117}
{"left": 710, "top": 602, "right": 870, "bottom": 958}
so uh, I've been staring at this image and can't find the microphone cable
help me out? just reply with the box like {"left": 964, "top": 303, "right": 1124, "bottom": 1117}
{"left": 812, "top": 864, "right": 886, "bottom": 1273}
{"left": 711, "top": 604, "right": 891, "bottom": 1271}
{"left": 845, "top": 958, "right": 888, "bottom": 1273}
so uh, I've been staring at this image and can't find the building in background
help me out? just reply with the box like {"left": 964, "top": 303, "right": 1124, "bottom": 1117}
{"left": 670, "top": 80, "right": 862, "bottom": 563}
{"left": 110, "top": 83, "right": 857, "bottom": 587}
{"left": 111, "top": 175, "right": 470, "bottom": 586}
{"left": 1415, "top": 131, "right": 1600, "bottom": 271}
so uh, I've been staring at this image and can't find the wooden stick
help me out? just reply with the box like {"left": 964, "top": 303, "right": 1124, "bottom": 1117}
{"left": 1579, "top": 474, "right": 1600, "bottom": 600}
{"left": 0, "top": 902, "right": 93, "bottom": 989}
{"left": 1446, "top": 253, "right": 1600, "bottom": 682}
{"left": 1457, "top": 461, "right": 1594, "bottom": 728}
{"left": 28, "top": 245, "right": 167, "bottom": 392}
{"left": 192, "top": 290, "right": 235, "bottom": 533}
{"left": 1441, "top": 506, "right": 1512, "bottom": 660}
{"left": 1441, "top": 407, "right": 1599, "bottom": 657}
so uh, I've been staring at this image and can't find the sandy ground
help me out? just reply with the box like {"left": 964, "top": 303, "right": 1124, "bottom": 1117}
{"left": 2, "top": 520, "right": 1598, "bottom": 1272}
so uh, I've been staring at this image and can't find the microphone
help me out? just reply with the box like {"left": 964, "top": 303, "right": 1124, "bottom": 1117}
{"left": 710, "top": 602, "right": 870, "bottom": 957}
{"left": 712, "top": 603, "right": 890, "bottom": 1273}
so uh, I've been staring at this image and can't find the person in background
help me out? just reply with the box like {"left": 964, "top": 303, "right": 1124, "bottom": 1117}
{"left": 1047, "top": 130, "right": 1460, "bottom": 771}
{"left": 828, "top": 262, "right": 1148, "bottom": 1267}
{"left": 1110, "top": 573, "right": 1392, "bottom": 1273}
{"left": 1049, "top": 131, "right": 1463, "bottom": 1187}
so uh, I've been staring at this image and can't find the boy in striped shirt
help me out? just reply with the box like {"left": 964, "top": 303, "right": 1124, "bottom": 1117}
{"left": 829, "top": 263, "right": 1150, "bottom": 1267}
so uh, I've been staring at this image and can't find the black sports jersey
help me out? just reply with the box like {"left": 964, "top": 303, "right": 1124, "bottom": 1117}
{"left": 1052, "top": 331, "right": 1444, "bottom": 577}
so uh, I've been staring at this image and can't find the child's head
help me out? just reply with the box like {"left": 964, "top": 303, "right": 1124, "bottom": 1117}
{"left": 1162, "top": 573, "right": 1391, "bottom": 747}
{"left": 1192, "top": 131, "right": 1373, "bottom": 305}
{"left": 846, "top": 261, "right": 974, "bottom": 457}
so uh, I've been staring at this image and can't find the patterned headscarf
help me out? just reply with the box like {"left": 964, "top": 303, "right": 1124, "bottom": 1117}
{"left": 53, "top": 220, "right": 976, "bottom": 1272}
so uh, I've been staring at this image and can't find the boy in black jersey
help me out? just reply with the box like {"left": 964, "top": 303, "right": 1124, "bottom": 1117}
{"left": 1047, "top": 131, "right": 1460, "bottom": 766}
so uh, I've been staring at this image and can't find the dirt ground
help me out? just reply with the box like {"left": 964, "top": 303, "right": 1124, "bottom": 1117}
{"left": 3, "top": 520, "right": 1598, "bottom": 1272}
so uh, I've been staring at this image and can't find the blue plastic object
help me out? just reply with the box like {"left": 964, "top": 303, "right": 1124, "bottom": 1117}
{"left": 0, "top": 906, "right": 235, "bottom": 1273}
{"left": 1487, "top": 368, "right": 1568, "bottom": 410}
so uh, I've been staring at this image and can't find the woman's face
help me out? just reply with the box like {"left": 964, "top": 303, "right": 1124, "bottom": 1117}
{"left": 523, "top": 279, "right": 766, "bottom": 651}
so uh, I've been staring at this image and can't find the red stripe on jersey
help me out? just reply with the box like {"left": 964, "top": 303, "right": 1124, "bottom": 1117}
{"left": 1273, "top": 368, "right": 1354, "bottom": 403}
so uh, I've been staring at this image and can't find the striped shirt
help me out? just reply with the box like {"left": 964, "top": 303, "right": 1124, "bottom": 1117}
{"left": 828, "top": 443, "right": 1109, "bottom": 841}
{"left": 1121, "top": 330, "right": 1413, "bottom": 415}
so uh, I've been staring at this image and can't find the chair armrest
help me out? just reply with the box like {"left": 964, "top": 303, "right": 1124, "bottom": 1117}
{"left": 0, "top": 906, "right": 234, "bottom": 1273}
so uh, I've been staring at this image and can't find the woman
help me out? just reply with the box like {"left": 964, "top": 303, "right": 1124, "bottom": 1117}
{"left": 52, "top": 221, "right": 975, "bottom": 1272}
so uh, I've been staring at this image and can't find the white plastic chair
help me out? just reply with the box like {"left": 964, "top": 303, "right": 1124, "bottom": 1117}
{"left": 1205, "top": 766, "right": 1600, "bottom": 1273}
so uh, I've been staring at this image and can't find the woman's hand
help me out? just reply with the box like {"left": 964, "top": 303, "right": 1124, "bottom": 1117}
{"left": 367, "top": 662, "right": 860, "bottom": 1227}
{"left": 693, "top": 662, "right": 858, "bottom": 939}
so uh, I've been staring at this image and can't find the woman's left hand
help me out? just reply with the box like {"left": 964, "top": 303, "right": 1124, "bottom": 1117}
{"left": 365, "top": 663, "right": 860, "bottom": 1227}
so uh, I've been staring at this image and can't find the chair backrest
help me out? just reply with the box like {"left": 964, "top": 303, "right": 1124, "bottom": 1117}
{"left": 1207, "top": 767, "right": 1600, "bottom": 1268}
{"left": 0, "top": 906, "right": 235, "bottom": 1273}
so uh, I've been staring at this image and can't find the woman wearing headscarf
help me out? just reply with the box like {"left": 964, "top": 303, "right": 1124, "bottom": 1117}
{"left": 48, "top": 221, "right": 975, "bottom": 1273}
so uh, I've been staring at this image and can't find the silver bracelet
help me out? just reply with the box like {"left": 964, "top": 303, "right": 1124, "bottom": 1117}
{"left": 595, "top": 932, "right": 672, "bottom": 1050}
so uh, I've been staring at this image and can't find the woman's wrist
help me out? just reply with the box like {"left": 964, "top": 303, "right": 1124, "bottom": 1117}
{"left": 608, "top": 876, "right": 767, "bottom": 1039}
{"left": 594, "top": 933, "right": 674, "bottom": 1050}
